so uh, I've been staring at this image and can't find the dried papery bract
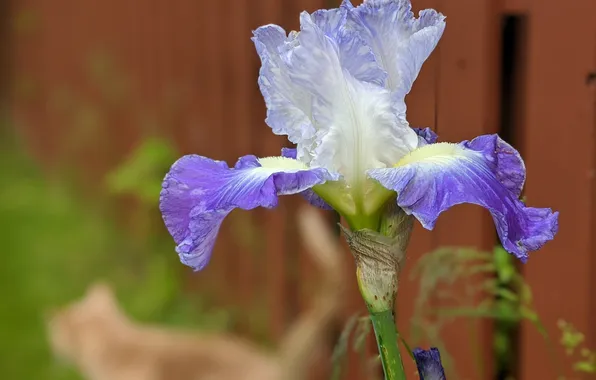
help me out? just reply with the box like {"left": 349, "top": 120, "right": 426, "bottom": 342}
{"left": 341, "top": 203, "right": 413, "bottom": 312}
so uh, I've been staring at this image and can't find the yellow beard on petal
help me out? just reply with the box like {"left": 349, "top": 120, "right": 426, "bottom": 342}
{"left": 258, "top": 156, "right": 394, "bottom": 230}
{"left": 394, "top": 142, "right": 465, "bottom": 167}
{"left": 257, "top": 156, "right": 309, "bottom": 171}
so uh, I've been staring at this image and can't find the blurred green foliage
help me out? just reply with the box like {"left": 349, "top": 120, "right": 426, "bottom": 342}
{"left": 558, "top": 320, "right": 596, "bottom": 375}
{"left": 0, "top": 125, "right": 230, "bottom": 380}
{"left": 105, "top": 137, "right": 177, "bottom": 204}
{"left": 408, "top": 244, "right": 596, "bottom": 380}
{"left": 330, "top": 313, "right": 384, "bottom": 380}
{"left": 409, "top": 245, "right": 549, "bottom": 379}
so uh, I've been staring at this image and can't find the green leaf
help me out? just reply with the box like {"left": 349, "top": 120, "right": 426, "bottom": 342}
{"left": 493, "top": 246, "right": 514, "bottom": 284}
{"left": 573, "top": 361, "right": 596, "bottom": 373}
{"left": 493, "top": 288, "right": 520, "bottom": 303}
{"left": 396, "top": 329, "right": 415, "bottom": 361}
{"left": 332, "top": 314, "right": 359, "bottom": 362}
{"left": 105, "top": 137, "right": 177, "bottom": 205}
{"left": 353, "top": 316, "right": 372, "bottom": 353}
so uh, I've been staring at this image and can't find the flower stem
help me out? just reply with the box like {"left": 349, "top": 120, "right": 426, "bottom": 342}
{"left": 342, "top": 226, "right": 410, "bottom": 380}
{"left": 341, "top": 203, "right": 414, "bottom": 380}
{"left": 370, "top": 309, "right": 406, "bottom": 380}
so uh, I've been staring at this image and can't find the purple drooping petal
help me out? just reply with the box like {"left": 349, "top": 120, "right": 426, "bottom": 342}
{"left": 160, "top": 154, "right": 336, "bottom": 270}
{"left": 493, "top": 137, "right": 525, "bottom": 197}
{"left": 413, "top": 347, "right": 446, "bottom": 380}
{"left": 413, "top": 127, "right": 438, "bottom": 146}
{"left": 346, "top": 0, "right": 446, "bottom": 98}
{"left": 300, "top": 188, "right": 334, "bottom": 210}
{"left": 368, "top": 134, "right": 558, "bottom": 262}
{"left": 281, "top": 147, "right": 333, "bottom": 210}
{"left": 411, "top": 132, "right": 524, "bottom": 192}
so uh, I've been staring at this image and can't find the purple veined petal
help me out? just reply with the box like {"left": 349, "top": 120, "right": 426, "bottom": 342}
{"left": 252, "top": 7, "right": 388, "bottom": 168}
{"left": 281, "top": 147, "right": 333, "bottom": 210}
{"left": 408, "top": 132, "right": 524, "bottom": 191}
{"left": 413, "top": 127, "right": 438, "bottom": 146}
{"left": 413, "top": 347, "right": 446, "bottom": 380}
{"left": 252, "top": 25, "right": 316, "bottom": 146}
{"left": 493, "top": 137, "right": 525, "bottom": 197}
{"left": 288, "top": 11, "right": 418, "bottom": 182}
{"left": 280, "top": 147, "right": 297, "bottom": 159}
{"left": 345, "top": 0, "right": 446, "bottom": 98}
{"left": 311, "top": 7, "right": 388, "bottom": 87}
{"left": 159, "top": 154, "right": 337, "bottom": 271}
{"left": 368, "top": 134, "right": 558, "bottom": 262}
{"left": 310, "top": 6, "right": 346, "bottom": 37}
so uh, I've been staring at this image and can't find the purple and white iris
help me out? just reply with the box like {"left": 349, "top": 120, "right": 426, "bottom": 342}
{"left": 159, "top": 0, "right": 558, "bottom": 271}
{"left": 413, "top": 347, "right": 446, "bottom": 380}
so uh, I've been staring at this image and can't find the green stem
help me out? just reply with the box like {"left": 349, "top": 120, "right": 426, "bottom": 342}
{"left": 370, "top": 309, "right": 407, "bottom": 380}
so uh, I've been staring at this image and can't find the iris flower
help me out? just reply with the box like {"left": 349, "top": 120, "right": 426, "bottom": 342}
{"left": 413, "top": 347, "right": 446, "bottom": 380}
{"left": 159, "top": 0, "right": 558, "bottom": 271}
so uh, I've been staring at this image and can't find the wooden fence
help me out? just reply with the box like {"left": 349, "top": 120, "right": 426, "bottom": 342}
{"left": 7, "top": 0, "right": 596, "bottom": 379}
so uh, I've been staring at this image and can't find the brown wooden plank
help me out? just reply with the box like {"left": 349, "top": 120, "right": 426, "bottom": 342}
{"left": 157, "top": 0, "right": 189, "bottom": 150}
{"left": 591, "top": 28, "right": 596, "bottom": 357}
{"left": 12, "top": 0, "right": 50, "bottom": 161}
{"left": 97, "top": 0, "right": 139, "bottom": 171}
{"left": 0, "top": 0, "right": 12, "bottom": 104}
{"left": 519, "top": 0, "right": 596, "bottom": 379}
{"left": 502, "top": 0, "right": 530, "bottom": 14}
{"left": 12, "top": 0, "right": 37, "bottom": 147}
{"left": 217, "top": 0, "right": 255, "bottom": 333}
{"left": 431, "top": 0, "right": 502, "bottom": 378}
{"left": 196, "top": 0, "right": 234, "bottom": 311}
{"left": 249, "top": 0, "right": 288, "bottom": 342}
{"left": 37, "top": 0, "right": 69, "bottom": 168}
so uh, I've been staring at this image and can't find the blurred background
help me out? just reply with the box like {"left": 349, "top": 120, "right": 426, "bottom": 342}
{"left": 1, "top": 0, "right": 595, "bottom": 379}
